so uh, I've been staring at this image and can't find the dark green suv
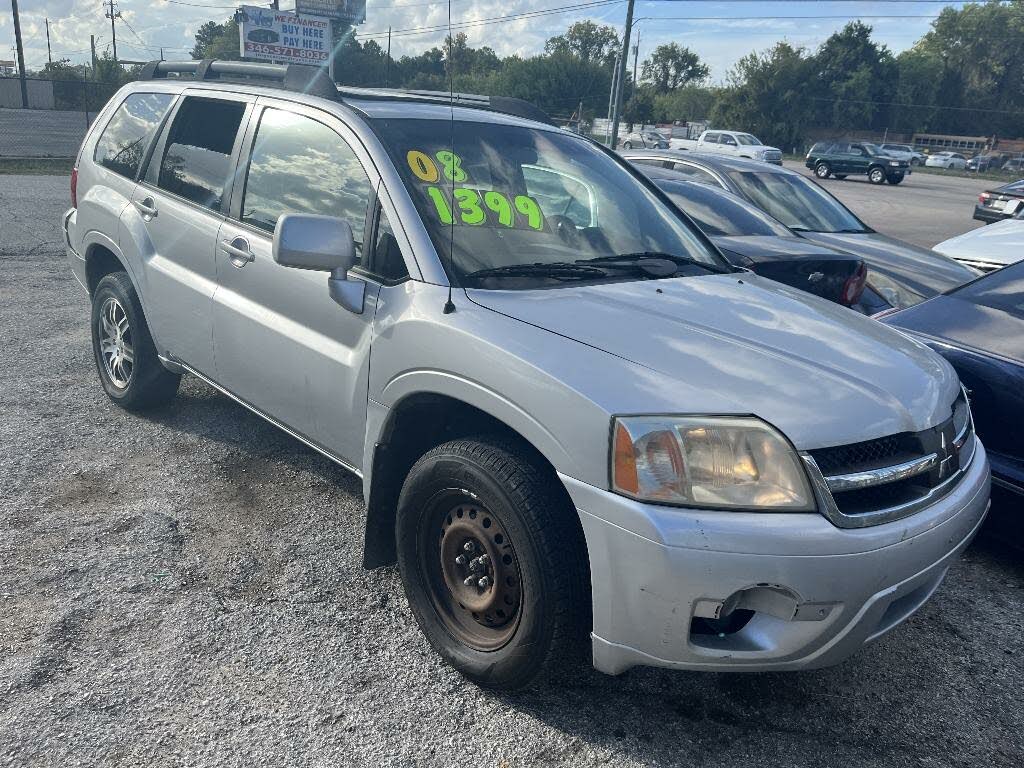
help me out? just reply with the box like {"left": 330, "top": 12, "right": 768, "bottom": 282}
{"left": 805, "top": 140, "right": 910, "bottom": 185}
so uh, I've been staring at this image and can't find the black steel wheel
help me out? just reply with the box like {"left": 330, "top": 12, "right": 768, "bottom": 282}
{"left": 396, "top": 437, "right": 590, "bottom": 689}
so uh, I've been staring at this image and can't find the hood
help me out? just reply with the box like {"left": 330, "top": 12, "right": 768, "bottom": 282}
{"left": 933, "top": 220, "right": 1024, "bottom": 267}
{"left": 796, "top": 231, "right": 979, "bottom": 299}
{"left": 466, "top": 274, "right": 960, "bottom": 450}
{"left": 712, "top": 235, "right": 857, "bottom": 264}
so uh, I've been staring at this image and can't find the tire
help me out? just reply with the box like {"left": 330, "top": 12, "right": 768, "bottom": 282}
{"left": 814, "top": 162, "right": 831, "bottom": 179}
{"left": 888, "top": 174, "right": 904, "bottom": 185}
{"left": 622, "top": 141, "right": 632, "bottom": 149}
{"left": 868, "top": 167, "right": 886, "bottom": 184}
{"left": 91, "top": 271, "right": 180, "bottom": 410}
{"left": 395, "top": 437, "right": 590, "bottom": 690}
{"left": 833, "top": 174, "right": 847, "bottom": 180}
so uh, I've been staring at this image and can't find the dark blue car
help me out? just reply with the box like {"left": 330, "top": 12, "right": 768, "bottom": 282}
{"left": 883, "top": 261, "right": 1024, "bottom": 499}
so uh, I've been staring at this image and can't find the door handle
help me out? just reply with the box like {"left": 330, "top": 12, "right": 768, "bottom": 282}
{"left": 220, "top": 236, "right": 254, "bottom": 268}
{"left": 134, "top": 197, "right": 157, "bottom": 219}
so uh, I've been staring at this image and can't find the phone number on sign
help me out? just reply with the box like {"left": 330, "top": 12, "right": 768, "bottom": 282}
{"left": 244, "top": 43, "right": 328, "bottom": 62}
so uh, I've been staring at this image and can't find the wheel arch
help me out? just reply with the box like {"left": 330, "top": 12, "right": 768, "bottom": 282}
{"left": 362, "top": 391, "right": 583, "bottom": 569}
{"left": 83, "top": 234, "right": 132, "bottom": 296}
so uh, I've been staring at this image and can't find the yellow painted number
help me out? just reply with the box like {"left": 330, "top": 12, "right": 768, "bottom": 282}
{"left": 484, "top": 191, "right": 515, "bottom": 227}
{"left": 514, "top": 195, "right": 544, "bottom": 230}
{"left": 435, "top": 150, "right": 468, "bottom": 182}
{"left": 407, "top": 150, "right": 440, "bottom": 182}
{"left": 426, "top": 186, "right": 453, "bottom": 224}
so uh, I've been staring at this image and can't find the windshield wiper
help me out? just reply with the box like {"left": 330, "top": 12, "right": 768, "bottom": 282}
{"left": 580, "top": 251, "right": 733, "bottom": 274}
{"left": 465, "top": 262, "right": 610, "bottom": 281}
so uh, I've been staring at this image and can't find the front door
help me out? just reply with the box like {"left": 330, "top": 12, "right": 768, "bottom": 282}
{"left": 128, "top": 92, "right": 252, "bottom": 376}
{"left": 213, "top": 100, "right": 382, "bottom": 467}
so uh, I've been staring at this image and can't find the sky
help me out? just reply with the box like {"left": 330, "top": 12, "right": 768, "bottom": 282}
{"left": 1, "top": 1, "right": 973, "bottom": 82}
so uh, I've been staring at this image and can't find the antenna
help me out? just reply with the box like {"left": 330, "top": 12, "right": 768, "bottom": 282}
{"left": 442, "top": 0, "right": 456, "bottom": 314}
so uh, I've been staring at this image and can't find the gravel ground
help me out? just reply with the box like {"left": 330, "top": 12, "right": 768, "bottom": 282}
{"left": 1, "top": 174, "right": 1023, "bottom": 767}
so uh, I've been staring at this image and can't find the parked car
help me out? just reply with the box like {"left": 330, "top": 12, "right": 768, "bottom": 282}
{"left": 637, "top": 165, "right": 872, "bottom": 310}
{"left": 973, "top": 179, "right": 1024, "bottom": 224}
{"left": 925, "top": 151, "right": 968, "bottom": 170}
{"left": 880, "top": 143, "right": 925, "bottom": 166}
{"left": 934, "top": 218, "right": 1024, "bottom": 272}
{"left": 883, "top": 261, "right": 1024, "bottom": 498}
{"left": 670, "top": 129, "right": 783, "bottom": 164}
{"left": 620, "top": 129, "right": 669, "bottom": 149}
{"left": 621, "top": 150, "right": 979, "bottom": 311}
{"left": 1002, "top": 158, "right": 1024, "bottom": 174}
{"left": 66, "top": 61, "right": 990, "bottom": 689}
{"left": 805, "top": 141, "right": 910, "bottom": 184}
{"left": 966, "top": 152, "right": 1009, "bottom": 172}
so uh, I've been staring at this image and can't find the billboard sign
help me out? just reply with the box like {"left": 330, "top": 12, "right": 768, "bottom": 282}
{"left": 295, "top": 0, "right": 366, "bottom": 24}
{"left": 238, "top": 6, "right": 332, "bottom": 65}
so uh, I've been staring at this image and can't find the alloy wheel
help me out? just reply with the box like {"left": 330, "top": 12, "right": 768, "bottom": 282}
{"left": 98, "top": 296, "right": 134, "bottom": 389}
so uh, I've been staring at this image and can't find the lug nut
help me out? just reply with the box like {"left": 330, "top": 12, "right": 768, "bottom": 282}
{"left": 455, "top": 554, "right": 467, "bottom": 566}
{"left": 463, "top": 576, "right": 476, "bottom": 586}
{"left": 477, "top": 576, "right": 491, "bottom": 589}
{"left": 463, "top": 541, "right": 475, "bottom": 553}
{"left": 478, "top": 554, "right": 490, "bottom": 566}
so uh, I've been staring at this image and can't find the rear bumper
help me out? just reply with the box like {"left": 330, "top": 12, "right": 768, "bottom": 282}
{"left": 973, "top": 204, "right": 1009, "bottom": 224}
{"left": 562, "top": 439, "right": 990, "bottom": 675}
{"left": 63, "top": 208, "right": 87, "bottom": 293}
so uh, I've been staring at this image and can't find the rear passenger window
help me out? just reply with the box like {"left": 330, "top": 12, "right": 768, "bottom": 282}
{"left": 157, "top": 97, "right": 246, "bottom": 211}
{"left": 241, "top": 108, "right": 372, "bottom": 256}
{"left": 93, "top": 93, "right": 174, "bottom": 179}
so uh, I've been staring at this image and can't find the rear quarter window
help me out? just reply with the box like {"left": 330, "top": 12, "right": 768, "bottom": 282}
{"left": 92, "top": 93, "right": 174, "bottom": 179}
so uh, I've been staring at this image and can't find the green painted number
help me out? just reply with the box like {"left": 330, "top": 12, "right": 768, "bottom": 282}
{"left": 514, "top": 195, "right": 544, "bottom": 230}
{"left": 453, "top": 188, "right": 485, "bottom": 225}
{"left": 435, "top": 150, "right": 467, "bottom": 182}
{"left": 426, "top": 186, "right": 453, "bottom": 225}
{"left": 484, "top": 191, "right": 515, "bottom": 227}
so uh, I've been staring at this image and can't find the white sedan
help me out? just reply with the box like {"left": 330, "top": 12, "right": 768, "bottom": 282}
{"left": 933, "top": 218, "right": 1024, "bottom": 272}
{"left": 925, "top": 151, "right": 968, "bottom": 169}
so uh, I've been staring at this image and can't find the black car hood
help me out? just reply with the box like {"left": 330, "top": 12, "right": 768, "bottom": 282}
{"left": 712, "top": 234, "right": 857, "bottom": 264}
{"left": 795, "top": 231, "right": 978, "bottom": 298}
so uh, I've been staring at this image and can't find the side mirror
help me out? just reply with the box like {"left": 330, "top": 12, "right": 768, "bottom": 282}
{"left": 273, "top": 214, "right": 365, "bottom": 314}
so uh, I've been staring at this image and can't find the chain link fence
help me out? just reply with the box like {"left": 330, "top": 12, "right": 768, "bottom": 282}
{"left": 0, "top": 77, "right": 121, "bottom": 160}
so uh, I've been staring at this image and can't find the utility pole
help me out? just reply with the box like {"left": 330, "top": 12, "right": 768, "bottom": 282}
{"left": 385, "top": 26, "right": 392, "bottom": 87}
{"left": 90, "top": 35, "right": 98, "bottom": 78}
{"left": 10, "top": 0, "right": 28, "bottom": 107}
{"left": 105, "top": 0, "right": 121, "bottom": 64}
{"left": 45, "top": 18, "right": 53, "bottom": 64}
{"left": 632, "top": 28, "right": 640, "bottom": 88}
{"left": 606, "top": 51, "right": 620, "bottom": 144}
{"left": 609, "top": 0, "right": 635, "bottom": 150}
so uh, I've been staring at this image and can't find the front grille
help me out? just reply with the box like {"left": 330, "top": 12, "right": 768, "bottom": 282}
{"left": 806, "top": 391, "right": 974, "bottom": 525}
{"left": 764, "top": 150, "right": 782, "bottom": 161}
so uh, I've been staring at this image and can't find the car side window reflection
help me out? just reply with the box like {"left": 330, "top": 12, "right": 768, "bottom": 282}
{"left": 241, "top": 108, "right": 372, "bottom": 259}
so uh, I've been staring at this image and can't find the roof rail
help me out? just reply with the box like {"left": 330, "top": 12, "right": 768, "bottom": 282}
{"left": 139, "top": 59, "right": 554, "bottom": 126}
{"left": 140, "top": 59, "right": 338, "bottom": 100}
{"left": 334, "top": 86, "right": 555, "bottom": 126}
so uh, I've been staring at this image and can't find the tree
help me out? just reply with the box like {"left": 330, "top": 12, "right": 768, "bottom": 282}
{"left": 712, "top": 42, "right": 814, "bottom": 150}
{"left": 191, "top": 19, "right": 242, "bottom": 61}
{"left": 809, "top": 22, "right": 896, "bottom": 130}
{"left": 652, "top": 86, "right": 718, "bottom": 124}
{"left": 641, "top": 43, "right": 708, "bottom": 93}
{"left": 544, "top": 21, "right": 620, "bottom": 67}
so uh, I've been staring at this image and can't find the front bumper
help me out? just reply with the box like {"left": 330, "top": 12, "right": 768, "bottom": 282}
{"left": 562, "top": 439, "right": 990, "bottom": 675}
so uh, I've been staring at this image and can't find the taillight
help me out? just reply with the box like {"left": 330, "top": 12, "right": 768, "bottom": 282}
{"left": 70, "top": 167, "right": 79, "bottom": 208}
{"left": 979, "top": 192, "right": 990, "bottom": 205}
{"left": 840, "top": 262, "right": 867, "bottom": 306}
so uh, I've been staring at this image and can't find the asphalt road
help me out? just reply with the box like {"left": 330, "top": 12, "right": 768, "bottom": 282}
{"left": 2, "top": 174, "right": 1022, "bottom": 767}
{"left": 782, "top": 160, "right": 990, "bottom": 249}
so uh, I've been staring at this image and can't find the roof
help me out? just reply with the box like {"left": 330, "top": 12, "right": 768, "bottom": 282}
{"left": 619, "top": 149, "right": 797, "bottom": 175}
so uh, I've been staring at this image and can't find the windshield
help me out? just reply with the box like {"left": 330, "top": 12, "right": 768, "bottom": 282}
{"left": 735, "top": 134, "right": 762, "bottom": 146}
{"left": 861, "top": 143, "right": 883, "bottom": 155}
{"left": 727, "top": 170, "right": 869, "bottom": 234}
{"left": 655, "top": 179, "right": 792, "bottom": 238}
{"left": 376, "top": 118, "right": 725, "bottom": 287}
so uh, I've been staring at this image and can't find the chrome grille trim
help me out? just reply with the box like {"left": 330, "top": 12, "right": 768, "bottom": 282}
{"left": 802, "top": 390, "right": 976, "bottom": 529}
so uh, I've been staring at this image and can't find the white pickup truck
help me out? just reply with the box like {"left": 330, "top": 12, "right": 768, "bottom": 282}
{"left": 670, "top": 129, "right": 783, "bottom": 164}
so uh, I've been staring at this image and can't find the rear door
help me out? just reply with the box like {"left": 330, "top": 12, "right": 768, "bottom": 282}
{"left": 127, "top": 91, "right": 253, "bottom": 376}
{"left": 213, "top": 99, "right": 383, "bottom": 466}
{"left": 719, "top": 133, "right": 739, "bottom": 156}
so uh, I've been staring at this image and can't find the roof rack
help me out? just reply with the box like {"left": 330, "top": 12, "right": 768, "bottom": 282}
{"left": 140, "top": 59, "right": 337, "bottom": 100}
{"left": 140, "top": 60, "right": 554, "bottom": 126}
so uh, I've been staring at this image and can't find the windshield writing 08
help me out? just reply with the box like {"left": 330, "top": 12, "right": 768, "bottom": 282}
{"left": 376, "top": 118, "right": 724, "bottom": 288}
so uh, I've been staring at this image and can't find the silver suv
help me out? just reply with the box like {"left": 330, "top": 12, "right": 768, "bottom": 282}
{"left": 64, "top": 61, "right": 990, "bottom": 689}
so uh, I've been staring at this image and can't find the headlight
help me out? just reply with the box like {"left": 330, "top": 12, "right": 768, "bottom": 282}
{"left": 866, "top": 272, "right": 926, "bottom": 309}
{"left": 611, "top": 416, "right": 815, "bottom": 510}
{"left": 889, "top": 160, "right": 900, "bottom": 166}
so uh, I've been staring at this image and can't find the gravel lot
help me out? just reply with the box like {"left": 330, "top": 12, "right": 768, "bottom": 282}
{"left": 2, "top": 174, "right": 1022, "bottom": 768}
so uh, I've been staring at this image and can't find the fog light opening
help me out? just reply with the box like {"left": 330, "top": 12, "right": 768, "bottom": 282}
{"left": 690, "top": 608, "right": 755, "bottom": 637}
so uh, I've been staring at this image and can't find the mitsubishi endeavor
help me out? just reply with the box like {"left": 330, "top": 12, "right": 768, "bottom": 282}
{"left": 63, "top": 61, "right": 991, "bottom": 689}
